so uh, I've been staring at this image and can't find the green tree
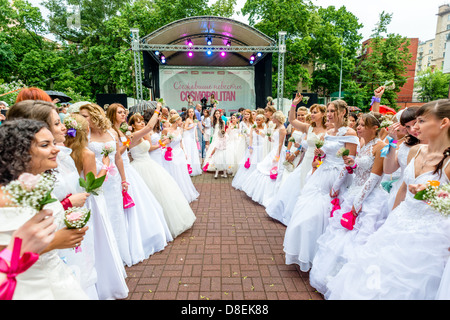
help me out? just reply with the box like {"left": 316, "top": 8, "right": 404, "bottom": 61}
{"left": 241, "top": 0, "right": 318, "bottom": 98}
{"left": 348, "top": 11, "right": 412, "bottom": 110}
{"left": 415, "top": 68, "right": 450, "bottom": 102}
{"left": 310, "top": 5, "right": 363, "bottom": 97}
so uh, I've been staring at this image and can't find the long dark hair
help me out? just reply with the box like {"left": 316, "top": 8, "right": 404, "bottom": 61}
{"left": 416, "top": 100, "right": 450, "bottom": 176}
{"left": 0, "top": 119, "right": 49, "bottom": 185}
{"left": 400, "top": 106, "right": 420, "bottom": 146}
{"left": 212, "top": 109, "right": 224, "bottom": 131}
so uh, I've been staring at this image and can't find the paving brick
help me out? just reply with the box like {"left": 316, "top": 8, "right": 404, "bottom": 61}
{"left": 124, "top": 173, "right": 322, "bottom": 300}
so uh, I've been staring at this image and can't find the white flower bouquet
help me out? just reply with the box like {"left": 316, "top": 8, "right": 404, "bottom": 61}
{"left": 64, "top": 206, "right": 91, "bottom": 252}
{"left": 101, "top": 142, "right": 115, "bottom": 157}
{"left": 336, "top": 147, "right": 350, "bottom": 158}
{"left": 64, "top": 207, "right": 91, "bottom": 229}
{"left": 1, "top": 173, "right": 57, "bottom": 211}
{"left": 383, "top": 80, "right": 396, "bottom": 91}
{"left": 414, "top": 180, "right": 449, "bottom": 217}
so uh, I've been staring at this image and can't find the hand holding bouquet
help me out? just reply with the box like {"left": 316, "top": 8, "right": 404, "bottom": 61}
{"left": 336, "top": 147, "right": 350, "bottom": 158}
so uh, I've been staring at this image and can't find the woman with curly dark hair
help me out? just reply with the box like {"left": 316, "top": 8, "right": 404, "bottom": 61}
{"left": 0, "top": 118, "right": 88, "bottom": 299}
{"left": 6, "top": 100, "right": 99, "bottom": 299}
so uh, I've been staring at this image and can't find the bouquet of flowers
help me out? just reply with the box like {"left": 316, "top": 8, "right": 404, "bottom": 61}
{"left": 64, "top": 207, "right": 91, "bottom": 253}
{"left": 288, "top": 137, "right": 296, "bottom": 143}
{"left": 79, "top": 172, "right": 105, "bottom": 196}
{"left": 64, "top": 207, "right": 91, "bottom": 229}
{"left": 101, "top": 142, "right": 115, "bottom": 157}
{"left": 414, "top": 180, "right": 450, "bottom": 217}
{"left": 1, "top": 173, "right": 57, "bottom": 211}
{"left": 336, "top": 147, "right": 350, "bottom": 158}
{"left": 302, "top": 96, "right": 310, "bottom": 104}
{"left": 383, "top": 80, "right": 396, "bottom": 91}
{"left": 315, "top": 139, "right": 324, "bottom": 149}
{"left": 157, "top": 98, "right": 166, "bottom": 106}
{"left": 379, "top": 115, "right": 394, "bottom": 129}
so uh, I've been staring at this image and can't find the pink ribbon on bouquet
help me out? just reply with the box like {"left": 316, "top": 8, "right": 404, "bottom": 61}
{"left": 104, "top": 164, "right": 117, "bottom": 182}
{"left": 0, "top": 238, "right": 39, "bottom": 300}
{"left": 203, "top": 162, "right": 209, "bottom": 172}
{"left": 330, "top": 198, "right": 341, "bottom": 217}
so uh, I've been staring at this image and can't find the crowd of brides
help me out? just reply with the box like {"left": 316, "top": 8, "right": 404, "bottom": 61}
{"left": 0, "top": 83, "right": 449, "bottom": 300}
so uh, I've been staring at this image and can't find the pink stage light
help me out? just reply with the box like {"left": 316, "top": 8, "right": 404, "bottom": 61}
{"left": 188, "top": 51, "right": 193, "bottom": 57}
{"left": 220, "top": 51, "right": 226, "bottom": 57}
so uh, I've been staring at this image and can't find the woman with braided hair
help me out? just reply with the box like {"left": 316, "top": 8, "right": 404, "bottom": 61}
{"left": 326, "top": 99, "right": 450, "bottom": 300}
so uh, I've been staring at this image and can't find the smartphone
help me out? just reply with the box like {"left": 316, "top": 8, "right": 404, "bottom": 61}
{"left": 0, "top": 109, "right": 7, "bottom": 116}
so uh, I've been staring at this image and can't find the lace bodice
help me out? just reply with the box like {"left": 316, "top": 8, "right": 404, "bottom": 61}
{"left": 352, "top": 138, "right": 379, "bottom": 187}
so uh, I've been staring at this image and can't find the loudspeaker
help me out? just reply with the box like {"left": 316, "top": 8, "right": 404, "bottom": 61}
{"left": 96, "top": 93, "right": 128, "bottom": 109}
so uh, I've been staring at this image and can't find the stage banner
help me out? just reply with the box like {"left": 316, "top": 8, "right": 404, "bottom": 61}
{"left": 159, "top": 66, "right": 255, "bottom": 114}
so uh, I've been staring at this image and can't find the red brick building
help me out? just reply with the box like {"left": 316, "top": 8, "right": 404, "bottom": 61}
{"left": 360, "top": 37, "right": 419, "bottom": 103}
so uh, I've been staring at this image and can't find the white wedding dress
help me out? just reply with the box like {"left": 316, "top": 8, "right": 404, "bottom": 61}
{"left": 0, "top": 204, "right": 88, "bottom": 300}
{"left": 54, "top": 146, "right": 98, "bottom": 299}
{"left": 88, "top": 131, "right": 131, "bottom": 266}
{"left": 241, "top": 128, "right": 286, "bottom": 208}
{"left": 309, "top": 138, "right": 389, "bottom": 294}
{"left": 119, "top": 137, "right": 170, "bottom": 265}
{"left": 266, "top": 126, "right": 323, "bottom": 226}
{"left": 283, "top": 126, "right": 359, "bottom": 272}
{"left": 326, "top": 147, "right": 450, "bottom": 300}
{"left": 182, "top": 122, "right": 202, "bottom": 176}
{"left": 162, "top": 128, "right": 199, "bottom": 203}
{"left": 130, "top": 139, "right": 196, "bottom": 238}
{"left": 232, "top": 129, "right": 264, "bottom": 190}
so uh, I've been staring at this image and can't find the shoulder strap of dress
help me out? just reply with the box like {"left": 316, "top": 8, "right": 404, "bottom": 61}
{"left": 107, "top": 129, "right": 118, "bottom": 142}
{"left": 413, "top": 145, "right": 425, "bottom": 159}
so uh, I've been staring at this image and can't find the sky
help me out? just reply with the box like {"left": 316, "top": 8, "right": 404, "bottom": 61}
{"left": 31, "top": 0, "right": 446, "bottom": 43}
{"left": 232, "top": 0, "right": 447, "bottom": 42}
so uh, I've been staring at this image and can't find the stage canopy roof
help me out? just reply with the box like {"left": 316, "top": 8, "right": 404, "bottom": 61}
{"left": 139, "top": 16, "right": 277, "bottom": 67}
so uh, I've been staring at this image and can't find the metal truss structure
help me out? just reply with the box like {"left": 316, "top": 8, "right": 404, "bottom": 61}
{"left": 130, "top": 28, "right": 287, "bottom": 109}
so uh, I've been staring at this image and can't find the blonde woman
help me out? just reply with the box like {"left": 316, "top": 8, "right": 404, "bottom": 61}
{"left": 64, "top": 114, "right": 129, "bottom": 300}
{"left": 241, "top": 111, "right": 287, "bottom": 207}
{"left": 79, "top": 103, "right": 132, "bottom": 267}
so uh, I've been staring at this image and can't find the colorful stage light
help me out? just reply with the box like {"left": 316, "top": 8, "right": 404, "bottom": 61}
{"left": 207, "top": 49, "right": 212, "bottom": 56}
{"left": 188, "top": 51, "right": 193, "bottom": 57}
{"left": 187, "top": 39, "right": 193, "bottom": 47}
{"left": 226, "top": 40, "right": 231, "bottom": 47}
{"left": 257, "top": 52, "right": 262, "bottom": 57}
{"left": 220, "top": 51, "right": 226, "bottom": 57}
{"left": 250, "top": 55, "right": 255, "bottom": 61}
{"left": 206, "top": 36, "right": 212, "bottom": 45}
{"left": 155, "top": 51, "right": 160, "bottom": 56}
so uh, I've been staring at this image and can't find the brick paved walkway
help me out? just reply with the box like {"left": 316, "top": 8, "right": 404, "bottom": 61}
{"left": 124, "top": 172, "right": 323, "bottom": 300}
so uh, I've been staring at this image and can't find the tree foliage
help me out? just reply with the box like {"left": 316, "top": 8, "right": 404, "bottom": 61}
{"left": 415, "top": 68, "right": 450, "bottom": 102}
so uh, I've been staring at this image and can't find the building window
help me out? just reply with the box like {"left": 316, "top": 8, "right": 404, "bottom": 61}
{"left": 447, "top": 24, "right": 450, "bottom": 30}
